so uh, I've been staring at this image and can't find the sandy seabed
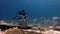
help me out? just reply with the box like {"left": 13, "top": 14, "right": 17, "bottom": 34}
{"left": 0, "top": 27, "right": 60, "bottom": 34}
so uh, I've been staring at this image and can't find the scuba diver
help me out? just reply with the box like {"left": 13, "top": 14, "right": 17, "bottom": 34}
{"left": 15, "top": 9, "right": 27, "bottom": 27}
{"left": 13, "top": 9, "right": 32, "bottom": 29}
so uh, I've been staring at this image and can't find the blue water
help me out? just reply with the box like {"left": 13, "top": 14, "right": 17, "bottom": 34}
{"left": 0, "top": 0, "right": 60, "bottom": 21}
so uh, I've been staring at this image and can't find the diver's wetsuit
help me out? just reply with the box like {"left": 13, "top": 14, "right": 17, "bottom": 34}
{"left": 17, "top": 10, "right": 26, "bottom": 19}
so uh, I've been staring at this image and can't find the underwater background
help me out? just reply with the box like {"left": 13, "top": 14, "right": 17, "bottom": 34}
{"left": 0, "top": 0, "right": 60, "bottom": 21}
